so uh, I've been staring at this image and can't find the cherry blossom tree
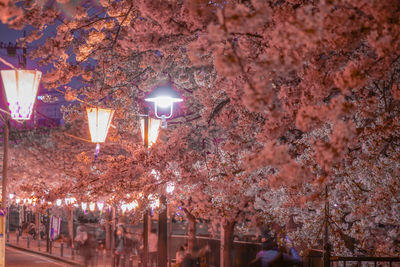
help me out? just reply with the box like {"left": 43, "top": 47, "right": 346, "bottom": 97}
{"left": 1, "top": 0, "right": 400, "bottom": 263}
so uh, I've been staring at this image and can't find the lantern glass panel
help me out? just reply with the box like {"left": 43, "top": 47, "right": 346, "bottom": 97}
{"left": 140, "top": 117, "right": 161, "bottom": 147}
{"left": 1, "top": 69, "right": 41, "bottom": 120}
{"left": 86, "top": 107, "right": 115, "bottom": 143}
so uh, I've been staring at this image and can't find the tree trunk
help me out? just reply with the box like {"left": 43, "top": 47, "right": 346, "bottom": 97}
{"left": 105, "top": 209, "right": 111, "bottom": 250}
{"left": 221, "top": 221, "right": 235, "bottom": 267}
{"left": 68, "top": 207, "right": 74, "bottom": 246}
{"left": 185, "top": 210, "right": 196, "bottom": 253}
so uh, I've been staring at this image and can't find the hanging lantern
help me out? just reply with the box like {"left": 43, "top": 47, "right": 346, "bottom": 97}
{"left": 15, "top": 198, "right": 20, "bottom": 204}
{"left": 89, "top": 202, "right": 95, "bottom": 212}
{"left": 56, "top": 199, "right": 62, "bottom": 206}
{"left": 28, "top": 198, "right": 33, "bottom": 205}
{"left": 87, "top": 107, "right": 115, "bottom": 158}
{"left": 9, "top": 193, "right": 14, "bottom": 200}
{"left": 0, "top": 69, "right": 41, "bottom": 120}
{"left": 65, "top": 198, "right": 71, "bottom": 205}
{"left": 97, "top": 202, "right": 104, "bottom": 211}
{"left": 120, "top": 204, "right": 127, "bottom": 213}
{"left": 86, "top": 107, "right": 115, "bottom": 143}
{"left": 81, "top": 202, "right": 87, "bottom": 210}
{"left": 140, "top": 118, "right": 161, "bottom": 147}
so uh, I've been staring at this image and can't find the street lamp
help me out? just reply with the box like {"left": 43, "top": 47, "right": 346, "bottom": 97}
{"left": 145, "top": 85, "right": 182, "bottom": 128}
{"left": 0, "top": 68, "right": 41, "bottom": 267}
{"left": 86, "top": 107, "right": 115, "bottom": 158}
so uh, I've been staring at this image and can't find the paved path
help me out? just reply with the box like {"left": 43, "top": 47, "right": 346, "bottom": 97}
{"left": 5, "top": 246, "right": 73, "bottom": 267}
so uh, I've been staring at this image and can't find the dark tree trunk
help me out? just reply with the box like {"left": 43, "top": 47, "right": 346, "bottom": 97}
{"left": 222, "top": 221, "right": 235, "bottom": 267}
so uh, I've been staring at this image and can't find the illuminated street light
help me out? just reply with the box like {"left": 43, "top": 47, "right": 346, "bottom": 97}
{"left": 145, "top": 86, "right": 182, "bottom": 128}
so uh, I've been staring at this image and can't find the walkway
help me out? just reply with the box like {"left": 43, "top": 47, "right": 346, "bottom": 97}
{"left": 6, "top": 232, "right": 120, "bottom": 267}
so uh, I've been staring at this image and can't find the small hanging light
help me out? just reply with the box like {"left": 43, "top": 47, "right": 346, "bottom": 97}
{"left": 0, "top": 69, "right": 41, "bottom": 120}
{"left": 81, "top": 202, "right": 87, "bottom": 210}
{"left": 89, "top": 202, "right": 96, "bottom": 212}
{"left": 15, "top": 198, "right": 21, "bottom": 204}
{"left": 97, "top": 202, "right": 104, "bottom": 211}
{"left": 56, "top": 199, "right": 62, "bottom": 206}
{"left": 120, "top": 204, "right": 127, "bottom": 214}
{"left": 86, "top": 107, "right": 115, "bottom": 158}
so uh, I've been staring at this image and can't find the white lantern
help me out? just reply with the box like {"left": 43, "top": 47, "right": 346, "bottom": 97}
{"left": 15, "top": 198, "right": 20, "bottom": 204}
{"left": 166, "top": 182, "right": 175, "bottom": 194}
{"left": 0, "top": 69, "right": 41, "bottom": 120}
{"left": 89, "top": 202, "right": 95, "bottom": 211}
{"left": 81, "top": 202, "right": 87, "bottom": 210}
{"left": 9, "top": 193, "right": 14, "bottom": 199}
{"left": 140, "top": 118, "right": 161, "bottom": 147}
{"left": 86, "top": 107, "right": 115, "bottom": 143}
{"left": 121, "top": 204, "right": 127, "bottom": 213}
{"left": 97, "top": 202, "right": 104, "bottom": 211}
{"left": 56, "top": 199, "right": 62, "bottom": 206}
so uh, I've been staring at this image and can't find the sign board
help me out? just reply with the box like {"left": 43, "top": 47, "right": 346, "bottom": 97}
{"left": 49, "top": 215, "right": 61, "bottom": 241}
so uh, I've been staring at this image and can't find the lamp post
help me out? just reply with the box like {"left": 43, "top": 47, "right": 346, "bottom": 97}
{"left": 145, "top": 85, "right": 182, "bottom": 129}
{"left": 143, "top": 85, "right": 182, "bottom": 267}
{"left": 0, "top": 68, "right": 41, "bottom": 267}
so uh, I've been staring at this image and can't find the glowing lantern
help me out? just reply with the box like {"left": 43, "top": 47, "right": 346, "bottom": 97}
{"left": 28, "top": 198, "right": 32, "bottom": 205}
{"left": 89, "top": 202, "right": 95, "bottom": 211}
{"left": 97, "top": 202, "right": 104, "bottom": 211}
{"left": 15, "top": 198, "right": 20, "bottom": 204}
{"left": 0, "top": 69, "right": 41, "bottom": 120}
{"left": 121, "top": 204, "right": 127, "bottom": 213}
{"left": 81, "top": 202, "right": 87, "bottom": 210}
{"left": 9, "top": 193, "right": 14, "bottom": 200}
{"left": 56, "top": 199, "right": 62, "bottom": 206}
{"left": 145, "top": 86, "right": 182, "bottom": 128}
{"left": 86, "top": 107, "right": 114, "bottom": 143}
{"left": 166, "top": 182, "right": 175, "bottom": 194}
{"left": 140, "top": 118, "right": 161, "bottom": 147}
{"left": 65, "top": 198, "right": 71, "bottom": 205}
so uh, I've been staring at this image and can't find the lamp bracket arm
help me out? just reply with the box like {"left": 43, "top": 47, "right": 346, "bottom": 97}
{"left": 154, "top": 104, "right": 173, "bottom": 119}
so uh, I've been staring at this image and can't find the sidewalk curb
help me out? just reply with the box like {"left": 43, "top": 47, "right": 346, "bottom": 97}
{"left": 6, "top": 243, "right": 83, "bottom": 266}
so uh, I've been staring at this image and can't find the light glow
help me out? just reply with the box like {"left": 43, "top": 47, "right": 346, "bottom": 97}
{"left": 86, "top": 107, "right": 115, "bottom": 143}
{"left": 81, "top": 202, "right": 87, "bottom": 210}
{"left": 56, "top": 199, "right": 62, "bottom": 206}
{"left": 0, "top": 69, "right": 41, "bottom": 120}
{"left": 15, "top": 198, "right": 20, "bottom": 204}
{"left": 89, "top": 202, "right": 95, "bottom": 211}
{"left": 97, "top": 202, "right": 104, "bottom": 211}
{"left": 9, "top": 193, "right": 14, "bottom": 199}
{"left": 140, "top": 118, "right": 161, "bottom": 147}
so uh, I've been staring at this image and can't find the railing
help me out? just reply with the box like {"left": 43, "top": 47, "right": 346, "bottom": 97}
{"left": 330, "top": 256, "right": 400, "bottom": 267}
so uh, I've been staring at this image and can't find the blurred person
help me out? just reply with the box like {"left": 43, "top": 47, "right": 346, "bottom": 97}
{"left": 175, "top": 245, "right": 186, "bottom": 266}
{"left": 148, "top": 228, "right": 158, "bottom": 267}
{"left": 81, "top": 232, "right": 97, "bottom": 267}
{"left": 250, "top": 237, "right": 302, "bottom": 267}
{"left": 27, "top": 221, "right": 37, "bottom": 240}
{"left": 115, "top": 226, "right": 126, "bottom": 267}
{"left": 74, "top": 225, "right": 88, "bottom": 251}
{"left": 181, "top": 244, "right": 210, "bottom": 267}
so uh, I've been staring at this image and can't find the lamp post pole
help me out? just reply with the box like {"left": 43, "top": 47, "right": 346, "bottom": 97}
{"left": 0, "top": 119, "right": 9, "bottom": 267}
{"left": 143, "top": 107, "right": 149, "bottom": 267}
